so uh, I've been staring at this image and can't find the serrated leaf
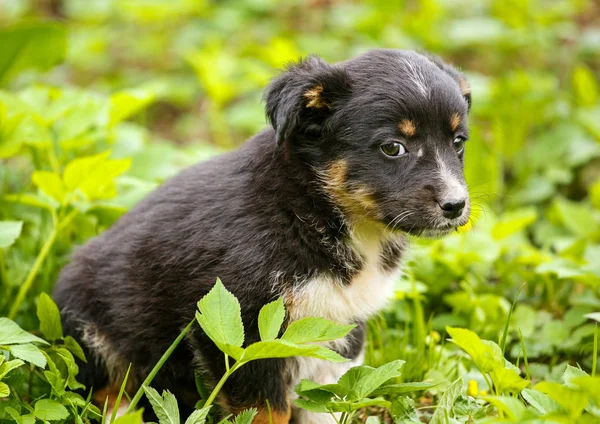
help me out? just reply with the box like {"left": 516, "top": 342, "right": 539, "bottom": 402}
{"left": 8, "top": 343, "right": 46, "bottom": 368}
{"left": 0, "top": 381, "right": 9, "bottom": 397}
{"left": 32, "top": 171, "right": 66, "bottom": 203}
{"left": 36, "top": 293, "right": 63, "bottom": 341}
{"left": 240, "top": 339, "right": 346, "bottom": 363}
{"left": 564, "top": 365, "right": 588, "bottom": 388}
{"left": 391, "top": 396, "right": 420, "bottom": 423}
{"left": 196, "top": 279, "right": 244, "bottom": 358}
{"left": 233, "top": 408, "right": 257, "bottom": 424}
{"left": 258, "top": 298, "right": 285, "bottom": 341}
{"left": 143, "top": 386, "right": 180, "bottom": 424}
{"left": 282, "top": 317, "right": 355, "bottom": 344}
{"left": 0, "top": 220, "right": 22, "bottom": 248}
{"left": 184, "top": 406, "right": 211, "bottom": 424}
{"left": 430, "top": 378, "right": 463, "bottom": 424}
{"left": 113, "top": 409, "right": 144, "bottom": 424}
{"left": 0, "top": 358, "right": 24, "bottom": 379}
{"left": 34, "top": 399, "right": 69, "bottom": 420}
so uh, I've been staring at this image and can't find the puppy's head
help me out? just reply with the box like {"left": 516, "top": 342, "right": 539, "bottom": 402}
{"left": 265, "top": 49, "right": 472, "bottom": 237}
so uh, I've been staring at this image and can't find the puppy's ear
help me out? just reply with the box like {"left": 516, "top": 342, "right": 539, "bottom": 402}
{"left": 424, "top": 54, "right": 471, "bottom": 110}
{"left": 264, "top": 55, "right": 352, "bottom": 146}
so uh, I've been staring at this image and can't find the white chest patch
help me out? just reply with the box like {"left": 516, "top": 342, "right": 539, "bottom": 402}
{"left": 287, "top": 229, "right": 403, "bottom": 324}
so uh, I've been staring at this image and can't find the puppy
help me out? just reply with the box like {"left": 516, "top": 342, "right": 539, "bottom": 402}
{"left": 53, "top": 49, "right": 471, "bottom": 423}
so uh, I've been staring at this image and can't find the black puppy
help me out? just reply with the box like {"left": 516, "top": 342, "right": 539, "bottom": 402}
{"left": 54, "top": 49, "right": 471, "bottom": 423}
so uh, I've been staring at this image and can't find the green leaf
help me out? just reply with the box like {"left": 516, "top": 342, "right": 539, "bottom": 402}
{"left": 0, "top": 318, "right": 48, "bottom": 345}
{"left": 534, "top": 381, "right": 588, "bottom": 417}
{"left": 7, "top": 343, "right": 46, "bottom": 368}
{"left": 430, "top": 378, "right": 462, "bottom": 424}
{"left": 55, "top": 348, "right": 84, "bottom": 390}
{"left": 0, "top": 23, "right": 67, "bottom": 85}
{"left": 0, "top": 358, "right": 24, "bottom": 379}
{"left": 371, "top": 381, "right": 438, "bottom": 397}
{"left": 281, "top": 317, "right": 355, "bottom": 344}
{"left": 63, "top": 152, "right": 131, "bottom": 201}
{"left": 184, "top": 406, "right": 212, "bottom": 424}
{"left": 571, "top": 376, "right": 600, "bottom": 405}
{"left": 63, "top": 336, "right": 87, "bottom": 362}
{"left": 338, "top": 360, "right": 405, "bottom": 400}
{"left": 240, "top": 339, "right": 346, "bottom": 363}
{"left": 113, "top": 409, "right": 144, "bottom": 424}
{"left": 0, "top": 220, "right": 22, "bottom": 248}
{"left": 326, "top": 397, "right": 390, "bottom": 413}
{"left": 34, "top": 399, "right": 69, "bottom": 421}
{"left": 196, "top": 279, "right": 244, "bottom": 357}
{"left": 36, "top": 293, "right": 63, "bottom": 341}
{"left": 521, "top": 388, "right": 565, "bottom": 415}
{"left": 258, "top": 298, "right": 285, "bottom": 341}
{"left": 0, "top": 382, "right": 9, "bottom": 397}
{"left": 446, "top": 327, "right": 504, "bottom": 373}
{"left": 573, "top": 65, "right": 599, "bottom": 108}
{"left": 110, "top": 88, "right": 156, "bottom": 126}
{"left": 232, "top": 408, "right": 257, "bottom": 424}
{"left": 32, "top": 171, "right": 66, "bottom": 203}
{"left": 482, "top": 396, "right": 529, "bottom": 421}
{"left": 391, "top": 396, "right": 420, "bottom": 423}
{"left": 365, "top": 417, "right": 381, "bottom": 424}
{"left": 143, "top": 386, "right": 180, "bottom": 424}
{"left": 491, "top": 207, "right": 537, "bottom": 240}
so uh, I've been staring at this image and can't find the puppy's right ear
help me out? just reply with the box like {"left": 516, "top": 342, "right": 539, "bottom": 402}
{"left": 264, "top": 55, "right": 352, "bottom": 146}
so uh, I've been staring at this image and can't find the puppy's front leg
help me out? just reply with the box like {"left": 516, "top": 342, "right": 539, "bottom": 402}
{"left": 218, "top": 358, "right": 291, "bottom": 424}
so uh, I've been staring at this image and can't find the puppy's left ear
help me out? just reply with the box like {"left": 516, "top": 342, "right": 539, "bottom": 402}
{"left": 264, "top": 55, "right": 352, "bottom": 146}
{"left": 425, "top": 54, "right": 471, "bottom": 110}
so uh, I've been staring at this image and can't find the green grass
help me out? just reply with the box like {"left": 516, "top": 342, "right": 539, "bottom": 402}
{"left": 1, "top": 0, "right": 600, "bottom": 422}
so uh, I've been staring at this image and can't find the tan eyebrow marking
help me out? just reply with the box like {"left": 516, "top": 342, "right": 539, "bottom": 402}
{"left": 304, "top": 85, "right": 329, "bottom": 109}
{"left": 458, "top": 77, "right": 471, "bottom": 96}
{"left": 398, "top": 119, "right": 416, "bottom": 137}
{"left": 450, "top": 113, "right": 461, "bottom": 132}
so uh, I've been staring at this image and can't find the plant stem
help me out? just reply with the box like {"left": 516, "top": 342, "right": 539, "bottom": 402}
{"left": 125, "top": 318, "right": 196, "bottom": 414}
{"left": 203, "top": 362, "right": 243, "bottom": 408}
{"left": 8, "top": 209, "right": 77, "bottom": 319}
{"left": 9, "top": 221, "right": 58, "bottom": 319}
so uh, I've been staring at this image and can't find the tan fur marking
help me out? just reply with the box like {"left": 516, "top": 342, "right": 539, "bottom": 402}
{"left": 322, "top": 161, "right": 380, "bottom": 219}
{"left": 252, "top": 406, "right": 292, "bottom": 424}
{"left": 398, "top": 119, "right": 416, "bottom": 137}
{"left": 304, "top": 85, "right": 328, "bottom": 109}
{"left": 450, "top": 113, "right": 461, "bottom": 132}
{"left": 458, "top": 78, "right": 471, "bottom": 96}
{"left": 93, "top": 386, "right": 134, "bottom": 423}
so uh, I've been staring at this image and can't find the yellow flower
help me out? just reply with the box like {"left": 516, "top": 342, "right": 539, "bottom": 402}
{"left": 467, "top": 379, "right": 479, "bottom": 397}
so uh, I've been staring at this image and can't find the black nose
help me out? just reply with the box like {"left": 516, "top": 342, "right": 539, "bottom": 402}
{"left": 438, "top": 198, "right": 466, "bottom": 219}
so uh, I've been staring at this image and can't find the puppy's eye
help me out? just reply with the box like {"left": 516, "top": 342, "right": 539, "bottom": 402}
{"left": 453, "top": 136, "right": 467, "bottom": 154}
{"left": 380, "top": 142, "right": 407, "bottom": 157}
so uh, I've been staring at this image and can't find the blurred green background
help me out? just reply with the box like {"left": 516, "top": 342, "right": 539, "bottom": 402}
{"left": 1, "top": 0, "right": 600, "bottom": 411}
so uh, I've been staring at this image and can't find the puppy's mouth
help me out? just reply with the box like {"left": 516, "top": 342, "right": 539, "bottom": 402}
{"left": 382, "top": 206, "right": 470, "bottom": 238}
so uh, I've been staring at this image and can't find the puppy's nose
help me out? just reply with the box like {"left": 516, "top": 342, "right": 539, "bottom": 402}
{"left": 438, "top": 198, "right": 466, "bottom": 219}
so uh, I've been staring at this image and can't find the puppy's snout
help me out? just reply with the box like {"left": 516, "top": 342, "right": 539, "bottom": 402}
{"left": 438, "top": 197, "right": 466, "bottom": 219}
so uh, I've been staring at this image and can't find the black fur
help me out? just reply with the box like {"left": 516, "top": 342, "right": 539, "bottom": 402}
{"left": 53, "top": 49, "right": 471, "bottom": 421}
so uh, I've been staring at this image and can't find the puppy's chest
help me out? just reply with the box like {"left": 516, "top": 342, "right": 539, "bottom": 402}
{"left": 286, "top": 234, "right": 405, "bottom": 325}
